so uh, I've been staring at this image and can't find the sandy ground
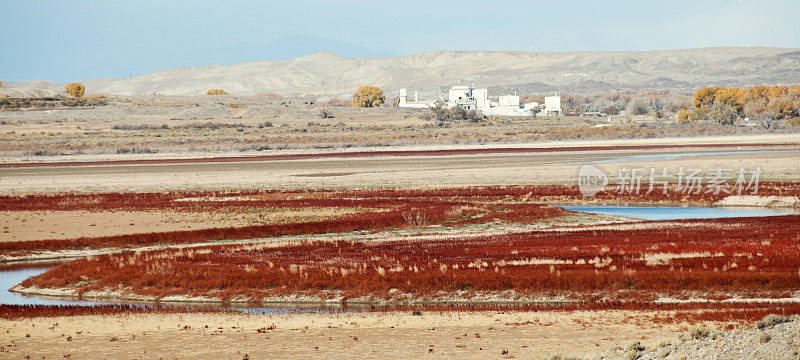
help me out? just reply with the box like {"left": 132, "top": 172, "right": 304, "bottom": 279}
{"left": 0, "top": 207, "right": 370, "bottom": 242}
{"left": 1, "top": 141, "right": 798, "bottom": 194}
{"left": 0, "top": 310, "right": 700, "bottom": 360}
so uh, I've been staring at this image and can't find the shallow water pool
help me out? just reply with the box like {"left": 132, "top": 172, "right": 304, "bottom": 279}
{"left": 558, "top": 205, "right": 799, "bottom": 221}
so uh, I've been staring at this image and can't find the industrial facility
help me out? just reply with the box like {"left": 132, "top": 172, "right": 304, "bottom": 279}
{"left": 398, "top": 86, "right": 562, "bottom": 116}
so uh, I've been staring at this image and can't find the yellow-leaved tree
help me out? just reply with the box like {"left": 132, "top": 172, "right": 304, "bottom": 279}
{"left": 352, "top": 86, "right": 385, "bottom": 108}
{"left": 65, "top": 82, "right": 85, "bottom": 97}
{"left": 207, "top": 89, "right": 229, "bottom": 95}
{"left": 675, "top": 109, "right": 696, "bottom": 123}
{"left": 713, "top": 87, "right": 744, "bottom": 111}
{"left": 692, "top": 87, "right": 721, "bottom": 109}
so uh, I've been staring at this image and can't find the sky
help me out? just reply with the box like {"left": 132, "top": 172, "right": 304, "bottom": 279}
{"left": 2, "top": 0, "right": 800, "bottom": 82}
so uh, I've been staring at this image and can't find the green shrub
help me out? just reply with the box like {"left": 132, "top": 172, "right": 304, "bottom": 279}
{"left": 756, "top": 314, "right": 795, "bottom": 329}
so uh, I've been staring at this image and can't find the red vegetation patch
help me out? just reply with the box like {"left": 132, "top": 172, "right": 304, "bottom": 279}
{"left": 23, "top": 215, "right": 800, "bottom": 303}
{"left": 0, "top": 304, "right": 224, "bottom": 320}
{"left": 3, "top": 183, "right": 798, "bottom": 257}
{"left": 4, "top": 183, "right": 796, "bottom": 212}
{"left": 0, "top": 188, "right": 569, "bottom": 256}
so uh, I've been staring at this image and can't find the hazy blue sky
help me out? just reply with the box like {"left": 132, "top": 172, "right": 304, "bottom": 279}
{"left": 2, "top": 0, "right": 799, "bottom": 82}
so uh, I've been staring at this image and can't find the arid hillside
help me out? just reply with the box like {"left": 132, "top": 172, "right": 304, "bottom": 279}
{"left": 10, "top": 47, "right": 800, "bottom": 97}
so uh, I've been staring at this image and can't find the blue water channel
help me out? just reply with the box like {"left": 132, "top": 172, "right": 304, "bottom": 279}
{"left": 559, "top": 205, "right": 799, "bottom": 221}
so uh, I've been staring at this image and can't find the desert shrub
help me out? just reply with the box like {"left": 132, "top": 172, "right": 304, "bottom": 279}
{"left": 352, "top": 86, "right": 385, "bottom": 108}
{"left": 756, "top": 314, "right": 795, "bottom": 329}
{"left": 116, "top": 147, "right": 157, "bottom": 154}
{"left": 318, "top": 98, "right": 350, "bottom": 107}
{"left": 112, "top": 124, "right": 169, "bottom": 130}
{"left": 176, "top": 122, "right": 245, "bottom": 130}
{"left": 65, "top": 82, "right": 85, "bottom": 97}
{"left": 689, "top": 327, "right": 710, "bottom": 339}
{"left": 318, "top": 109, "right": 334, "bottom": 119}
{"left": 0, "top": 81, "right": 3, "bottom": 87}
{"left": 785, "top": 117, "right": 800, "bottom": 126}
{"left": 207, "top": 89, "right": 228, "bottom": 96}
{"left": 421, "top": 103, "right": 484, "bottom": 123}
{"left": 29, "top": 150, "right": 61, "bottom": 156}
{"left": 675, "top": 109, "right": 695, "bottom": 123}
{"left": 709, "top": 102, "right": 739, "bottom": 125}
{"left": 602, "top": 105, "right": 620, "bottom": 115}
{"left": 626, "top": 341, "right": 646, "bottom": 352}
{"left": 227, "top": 103, "right": 240, "bottom": 108}
{"left": 62, "top": 96, "right": 107, "bottom": 107}
{"left": 631, "top": 103, "right": 649, "bottom": 116}
{"left": 759, "top": 332, "right": 772, "bottom": 343}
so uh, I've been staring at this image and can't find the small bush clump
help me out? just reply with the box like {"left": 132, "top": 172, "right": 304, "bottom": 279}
{"left": 756, "top": 314, "right": 795, "bottom": 329}
{"left": 421, "top": 104, "right": 484, "bottom": 123}
{"left": 689, "top": 327, "right": 710, "bottom": 339}
{"left": 116, "top": 147, "right": 158, "bottom": 154}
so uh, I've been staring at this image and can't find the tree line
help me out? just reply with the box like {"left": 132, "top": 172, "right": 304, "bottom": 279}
{"left": 679, "top": 85, "right": 800, "bottom": 126}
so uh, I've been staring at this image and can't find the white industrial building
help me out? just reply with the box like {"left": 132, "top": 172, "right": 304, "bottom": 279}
{"left": 542, "top": 94, "right": 564, "bottom": 116}
{"left": 397, "top": 88, "right": 440, "bottom": 108}
{"left": 398, "top": 86, "right": 562, "bottom": 116}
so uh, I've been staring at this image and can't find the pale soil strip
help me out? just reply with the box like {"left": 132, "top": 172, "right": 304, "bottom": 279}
{"left": 714, "top": 195, "right": 800, "bottom": 208}
{"left": 0, "top": 310, "right": 698, "bottom": 360}
{"left": 0, "top": 207, "right": 376, "bottom": 242}
{"left": 2, "top": 148, "right": 797, "bottom": 193}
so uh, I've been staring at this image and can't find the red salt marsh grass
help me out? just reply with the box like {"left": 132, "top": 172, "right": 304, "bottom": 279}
{"left": 22, "top": 214, "right": 800, "bottom": 303}
{"left": 6, "top": 182, "right": 799, "bottom": 212}
{"left": 0, "top": 304, "right": 226, "bottom": 320}
{"left": 0, "top": 195, "right": 565, "bottom": 256}
{"left": 3, "top": 183, "right": 798, "bottom": 257}
{"left": 4, "top": 302, "right": 800, "bottom": 327}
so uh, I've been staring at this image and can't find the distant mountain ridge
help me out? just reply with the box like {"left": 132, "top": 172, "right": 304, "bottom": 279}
{"left": 0, "top": 35, "right": 392, "bottom": 84}
{"left": 20, "top": 47, "right": 800, "bottom": 97}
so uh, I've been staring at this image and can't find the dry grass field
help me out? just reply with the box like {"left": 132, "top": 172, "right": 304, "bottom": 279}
{"left": 2, "top": 95, "right": 797, "bottom": 159}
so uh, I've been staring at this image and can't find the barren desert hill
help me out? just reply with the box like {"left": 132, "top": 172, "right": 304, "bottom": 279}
{"left": 10, "top": 47, "right": 800, "bottom": 97}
